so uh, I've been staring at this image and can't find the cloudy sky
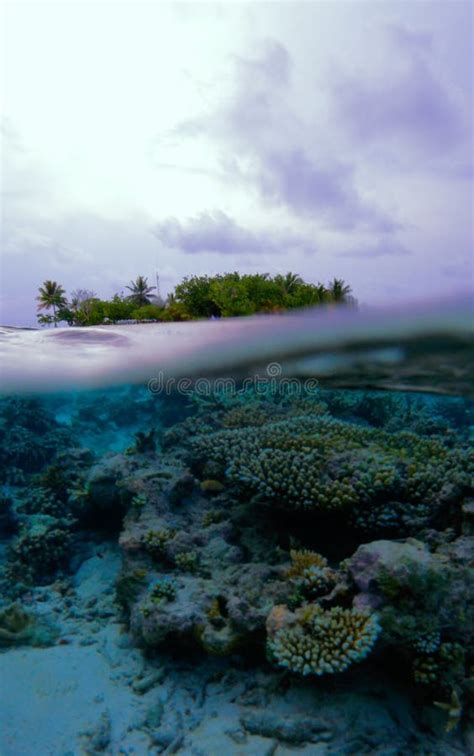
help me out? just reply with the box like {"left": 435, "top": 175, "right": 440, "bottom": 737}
{"left": 1, "top": 0, "right": 472, "bottom": 325}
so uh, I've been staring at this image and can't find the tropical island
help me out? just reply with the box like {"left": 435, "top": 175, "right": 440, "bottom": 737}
{"left": 36, "top": 273, "right": 354, "bottom": 327}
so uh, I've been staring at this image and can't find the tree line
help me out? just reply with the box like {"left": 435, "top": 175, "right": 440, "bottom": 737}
{"left": 36, "top": 272, "right": 354, "bottom": 327}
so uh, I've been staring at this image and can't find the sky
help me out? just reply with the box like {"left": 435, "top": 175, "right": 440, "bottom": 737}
{"left": 1, "top": 0, "right": 473, "bottom": 325}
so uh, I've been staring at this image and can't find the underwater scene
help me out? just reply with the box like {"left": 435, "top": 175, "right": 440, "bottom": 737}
{"left": 1, "top": 336, "right": 474, "bottom": 755}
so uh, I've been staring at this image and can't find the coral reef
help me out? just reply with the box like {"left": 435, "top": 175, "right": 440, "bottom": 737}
{"left": 267, "top": 603, "right": 380, "bottom": 676}
{"left": 188, "top": 415, "right": 473, "bottom": 516}
{"left": 5, "top": 515, "right": 74, "bottom": 586}
{"left": 0, "top": 397, "right": 73, "bottom": 482}
{"left": 1, "top": 387, "right": 473, "bottom": 751}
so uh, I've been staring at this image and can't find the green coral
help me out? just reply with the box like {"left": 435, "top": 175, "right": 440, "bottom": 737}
{"left": 268, "top": 604, "right": 380, "bottom": 676}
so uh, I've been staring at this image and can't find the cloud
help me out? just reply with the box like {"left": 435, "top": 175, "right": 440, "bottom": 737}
{"left": 173, "top": 40, "right": 398, "bottom": 232}
{"left": 233, "top": 38, "right": 291, "bottom": 89}
{"left": 1, "top": 208, "right": 162, "bottom": 325}
{"left": 152, "top": 210, "right": 315, "bottom": 255}
{"left": 256, "top": 149, "right": 399, "bottom": 231}
{"left": 332, "top": 57, "right": 468, "bottom": 159}
{"left": 337, "top": 239, "right": 412, "bottom": 258}
{"left": 386, "top": 23, "right": 432, "bottom": 52}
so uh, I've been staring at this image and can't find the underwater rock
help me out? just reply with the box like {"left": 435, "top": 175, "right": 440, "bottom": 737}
{"left": 168, "top": 472, "right": 196, "bottom": 505}
{"left": 240, "top": 709, "right": 333, "bottom": 744}
{"left": 129, "top": 562, "right": 289, "bottom": 654}
{"left": 348, "top": 537, "right": 474, "bottom": 648}
{"left": 85, "top": 457, "right": 131, "bottom": 517}
{"left": 348, "top": 539, "right": 437, "bottom": 594}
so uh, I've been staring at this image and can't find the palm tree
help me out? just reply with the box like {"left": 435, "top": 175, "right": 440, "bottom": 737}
{"left": 125, "top": 276, "right": 156, "bottom": 307}
{"left": 314, "top": 283, "right": 329, "bottom": 304}
{"left": 327, "top": 278, "right": 352, "bottom": 304}
{"left": 36, "top": 280, "right": 67, "bottom": 326}
{"left": 276, "top": 272, "right": 304, "bottom": 295}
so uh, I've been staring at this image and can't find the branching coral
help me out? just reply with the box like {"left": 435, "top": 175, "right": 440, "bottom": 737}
{"left": 149, "top": 578, "right": 177, "bottom": 603}
{"left": 174, "top": 551, "right": 199, "bottom": 573}
{"left": 7, "top": 515, "right": 74, "bottom": 583}
{"left": 189, "top": 415, "right": 473, "bottom": 514}
{"left": 143, "top": 528, "right": 176, "bottom": 559}
{"left": 0, "top": 398, "right": 72, "bottom": 480}
{"left": 286, "top": 550, "right": 337, "bottom": 598}
{"left": 268, "top": 604, "right": 380, "bottom": 676}
{"left": 17, "top": 487, "right": 63, "bottom": 517}
{"left": 221, "top": 403, "right": 272, "bottom": 429}
{"left": 412, "top": 641, "right": 466, "bottom": 689}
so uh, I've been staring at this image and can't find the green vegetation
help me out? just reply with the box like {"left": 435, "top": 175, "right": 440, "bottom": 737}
{"left": 36, "top": 272, "right": 354, "bottom": 327}
{"left": 36, "top": 280, "right": 68, "bottom": 327}
{"left": 125, "top": 275, "right": 156, "bottom": 306}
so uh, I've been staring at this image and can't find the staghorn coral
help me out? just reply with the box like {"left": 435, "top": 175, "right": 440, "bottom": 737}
{"left": 267, "top": 603, "right": 380, "bottom": 676}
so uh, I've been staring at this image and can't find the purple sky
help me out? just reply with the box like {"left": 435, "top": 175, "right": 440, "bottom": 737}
{"left": 1, "top": 2, "right": 473, "bottom": 325}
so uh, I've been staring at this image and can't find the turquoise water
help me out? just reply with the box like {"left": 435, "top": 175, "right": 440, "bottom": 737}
{"left": 0, "top": 300, "right": 473, "bottom": 754}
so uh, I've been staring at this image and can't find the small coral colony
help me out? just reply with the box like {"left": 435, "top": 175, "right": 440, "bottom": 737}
{"left": 1, "top": 386, "right": 473, "bottom": 732}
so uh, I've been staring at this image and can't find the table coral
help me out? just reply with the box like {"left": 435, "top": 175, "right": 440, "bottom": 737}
{"left": 189, "top": 415, "right": 473, "bottom": 515}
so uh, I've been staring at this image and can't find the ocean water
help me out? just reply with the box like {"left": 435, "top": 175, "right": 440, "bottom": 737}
{"left": 0, "top": 297, "right": 473, "bottom": 755}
